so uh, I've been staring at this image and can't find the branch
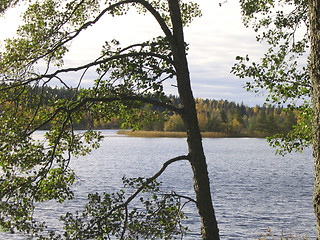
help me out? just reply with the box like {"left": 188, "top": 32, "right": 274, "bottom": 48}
{"left": 28, "top": 0, "right": 135, "bottom": 63}
{"left": 0, "top": 51, "right": 174, "bottom": 91}
{"left": 27, "top": 0, "right": 173, "bottom": 66}
{"left": 105, "top": 155, "right": 189, "bottom": 219}
{"left": 136, "top": 0, "right": 174, "bottom": 44}
{"left": 26, "top": 106, "right": 66, "bottom": 135}
{"left": 166, "top": 190, "right": 196, "bottom": 204}
{"left": 81, "top": 155, "right": 189, "bottom": 234}
{"left": 71, "top": 95, "right": 183, "bottom": 115}
{"left": 10, "top": 0, "right": 88, "bottom": 66}
{"left": 2, "top": 1, "right": 176, "bottom": 92}
{"left": 120, "top": 205, "right": 129, "bottom": 240}
{"left": 25, "top": 94, "right": 183, "bottom": 137}
{"left": 128, "top": 155, "right": 189, "bottom": 201}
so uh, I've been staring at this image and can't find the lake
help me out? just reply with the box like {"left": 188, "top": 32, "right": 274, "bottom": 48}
{"left": 1, "top": 130, "right": 316, "bottom": 239}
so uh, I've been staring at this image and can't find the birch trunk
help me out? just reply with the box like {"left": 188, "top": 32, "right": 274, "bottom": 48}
{"left": 168, "top": 0, "right": 220, "bottom": 239}
{"left": 309, "top": 0, "right": 320, "bottom": 239}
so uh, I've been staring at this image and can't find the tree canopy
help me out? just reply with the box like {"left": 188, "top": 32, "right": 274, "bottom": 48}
{"left": 232, "top": 0, "right": 312, "bottom": 154}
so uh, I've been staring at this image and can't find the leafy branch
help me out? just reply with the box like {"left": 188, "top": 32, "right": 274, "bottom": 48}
{"left": 59, "top": 155, "right": 191, "bottom": 240}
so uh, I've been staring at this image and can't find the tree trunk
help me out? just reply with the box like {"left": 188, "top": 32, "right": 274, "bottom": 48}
{"left": 168, "top": 0, "right": 220, "bottom": 239}
{"left": 309, "top": 0, "right": 320, "bottom": 239}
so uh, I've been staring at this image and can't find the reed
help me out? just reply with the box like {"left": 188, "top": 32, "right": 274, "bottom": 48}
{"left": 258, "top": 228, "right": 309, "bottom": 240}
{"left": 118, "top": 130, "right": 187, "bottom": 138}
{"left": 117, "top": 130, "right": 230, "bottom": 138}
{"left": 201, "top": 132, "right": 228, "bottom": 138}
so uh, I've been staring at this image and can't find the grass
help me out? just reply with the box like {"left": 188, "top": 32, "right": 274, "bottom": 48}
{"left": 258, "top": 228, "right": 309, "bottom": 240}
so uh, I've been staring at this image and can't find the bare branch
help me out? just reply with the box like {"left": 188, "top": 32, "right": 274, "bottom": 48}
{"left": 167, "top": 190, "right": 196, "bottom": 204}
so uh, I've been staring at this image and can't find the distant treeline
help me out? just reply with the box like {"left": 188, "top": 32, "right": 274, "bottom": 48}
{"left": 24, "top": 86, "right": 297, "bottom": 137}
{"left": 140, "top": 96, "right": 297, "bottom": 137}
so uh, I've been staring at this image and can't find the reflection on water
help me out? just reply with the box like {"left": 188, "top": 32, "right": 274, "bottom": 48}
{"left": 1, "top": 130, "right": 316, "bottom": 239}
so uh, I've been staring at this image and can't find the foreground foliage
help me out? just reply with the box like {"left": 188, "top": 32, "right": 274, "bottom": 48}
{"left": 60, "top": 177, "right": 190, "bottom": 240}
{"left": 232, "top": 0, "right": 311, "bottom": 154}
{"left": 0, "top": 0, "right": 219, "bottom": 239}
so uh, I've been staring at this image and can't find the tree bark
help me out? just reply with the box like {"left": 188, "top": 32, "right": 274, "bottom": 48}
{"left": 309, "top": 0, "right": 320, "bottom": 239}
{"left": 168, "top": 0, "right": 220, "bottom": 239}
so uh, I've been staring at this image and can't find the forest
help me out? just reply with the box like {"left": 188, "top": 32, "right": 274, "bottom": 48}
{"left": 32, "top": 86, "right": 297, "bottom": 137}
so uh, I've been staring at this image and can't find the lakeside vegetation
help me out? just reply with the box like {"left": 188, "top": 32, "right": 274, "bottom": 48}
{"left": 118, "top": 130, "right": 265, "bottom": 138}
{"left": 118, "top": 130, "right": 230, "bottom": 138}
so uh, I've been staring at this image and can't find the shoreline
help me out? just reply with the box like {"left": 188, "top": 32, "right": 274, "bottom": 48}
{"left": 117, "top": 130, "right": 268, "bottom": 138}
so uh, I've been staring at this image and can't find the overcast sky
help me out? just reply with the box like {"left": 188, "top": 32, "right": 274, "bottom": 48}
{"left": 0, "top": 0, "right": 270, "bottom": 106}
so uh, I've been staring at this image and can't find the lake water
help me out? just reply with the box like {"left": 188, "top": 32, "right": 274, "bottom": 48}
{"left": 1, "top": 130, "right": 317, "bottom": 239}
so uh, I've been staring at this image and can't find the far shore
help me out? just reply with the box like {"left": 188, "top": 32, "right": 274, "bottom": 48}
{"left": 117, "top": 130, "right": 268, "bottom": 138}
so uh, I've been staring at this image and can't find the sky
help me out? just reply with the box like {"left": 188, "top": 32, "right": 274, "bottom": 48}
{"left": 0, "top": 0, "right": 270, "bottom": 106}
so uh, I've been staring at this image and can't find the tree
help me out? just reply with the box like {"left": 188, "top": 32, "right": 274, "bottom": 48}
{"left": 232, "top": 0, "right": 311, "bottom": 151}
{"left": 163, "top": 113, "right": 185, "bottom": 131}
{"left": 0, "top": 0, "right": 220, "bottom": 239}
{"left": 309, "top": 0, "right": 320, "bottom": 238}
{"left": 231, "top": 0, "right": 320, "bottom": 238}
